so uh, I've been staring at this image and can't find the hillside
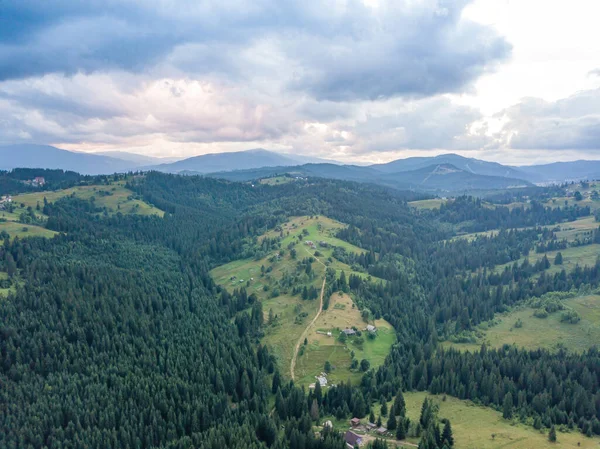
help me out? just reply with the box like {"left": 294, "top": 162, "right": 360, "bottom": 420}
{"left": 209, "top": 162, "right": 532, "bottom": 193}
{"left": 372, "top": 153, "right": 530, "bottom": 180}
{"left": 210, "top": 215, "right": 392, "bottom": 387}
{"left": 146, "top": 148, "right": 337, "bottom": 173}
{"left": 0, "top": 144, "right": 138, "bottom": 174}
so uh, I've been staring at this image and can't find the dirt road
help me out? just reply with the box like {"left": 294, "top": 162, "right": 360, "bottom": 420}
{"left": 290, "top": 249, "right": 327, "bottom": 380}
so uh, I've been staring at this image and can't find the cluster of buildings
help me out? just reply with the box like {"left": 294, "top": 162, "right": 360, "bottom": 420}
{"left": 343, "top": 418, "right": 389, "bottom": 448}
{"left": 341, "top": 325, "right": 376, "bottom": 337}
{"left": 309, "top": 373, "right": 328, "bottom": 389}
{"left": 0, "top": 195, "right": 12, "bottom": 210}
{"left": 23, "top": 177, "right": 46, "bottom": 187}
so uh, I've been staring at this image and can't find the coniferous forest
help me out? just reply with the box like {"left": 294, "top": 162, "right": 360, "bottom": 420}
{"left": 1, "top": 171, "right": 599, "bottom": 448}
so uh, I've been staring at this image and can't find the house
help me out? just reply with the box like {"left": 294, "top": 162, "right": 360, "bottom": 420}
{"left": 366, "top": 325, "right": 376, "bottom": 333}
{"left": 316, "top": 375, "right": 327, "bottom": 387}
{"left": 32, "top": 177, "right": 46, "bottom": 187}
{"left": 344, "top": 431, "right": 363, "bottom": 448}
{"left": 376, "top": 427, "right": 387, "bottom": 435}
{"left": 350, "top": 417, "right": 361, "bottom": 427}
{"left": 323, "top": 420, "right": 333, "bottom": 429}
{"left": 342, "top": 328, "right": 356, "bottom": 336}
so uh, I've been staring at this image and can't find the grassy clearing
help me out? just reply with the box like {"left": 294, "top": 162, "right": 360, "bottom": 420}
{"left": 324, "top": 392, "right": 600, "bottom": 449}
{"left": 259, "top": 176, "right": 295, "bottom": 185}
{"left": 210, "top": 216, "right": 386, "bottom": 378}
{"left": 10, "top": 182, "right": 164, "bottom": 217}
{"left": 445, "top": 294, "right": 600, "bottom": 353}
{"left": 408, "top": 199, "right": 446, "bottom": 210}
{"left": 295, "top": 292, "right": 395, "bottom": 388}
{"left": 0, "top": 272, "right": 15, "bottom": 298}
{"left": 452, "top": 215, "right": 599, "bottom": 243}
{"left": 401, "top": 392, "right": 600, "bottom": 449}
{"left": 0, "top": 221, "right": 57, "bottom": 240}
{"left": 492, "top": 244, "right": 600, "bottom": 276}
{"left": 553, "top": 216, "right": 598, "bottom": 242}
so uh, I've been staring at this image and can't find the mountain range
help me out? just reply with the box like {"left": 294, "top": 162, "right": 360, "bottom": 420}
{"left": 2, "top": 144, "right": 600, "bottom": 193}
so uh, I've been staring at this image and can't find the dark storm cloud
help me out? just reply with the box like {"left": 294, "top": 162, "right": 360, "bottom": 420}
{"left": 0, "top": 0, "right": 510, "bottom": 101}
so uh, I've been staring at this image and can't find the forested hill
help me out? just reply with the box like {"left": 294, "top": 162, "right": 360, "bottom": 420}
{"left": 1, "top": 171, "right": 599, "bottom": 449}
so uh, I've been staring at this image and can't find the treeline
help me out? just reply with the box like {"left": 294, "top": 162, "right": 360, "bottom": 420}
{"left": 433, "top": 196, "right": 590, "bottom": 232}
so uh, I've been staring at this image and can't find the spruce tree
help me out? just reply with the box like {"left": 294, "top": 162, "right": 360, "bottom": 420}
{"left": 396, "top": 419, "right": 407, "bottom": 441}
{"left": 394, "top": 391, "right": 406, "bottom": 417}
{"left": 387, "top": 413, "right": 397, "bottom": 431}
{"left": 442, "top": 420, "right": 454, "bottom": 447}
{"left": 502, "top": 393, "right": 513, "bottom": 420}
{"left": 549, "top": 425, "right": 557, "bottom": 442}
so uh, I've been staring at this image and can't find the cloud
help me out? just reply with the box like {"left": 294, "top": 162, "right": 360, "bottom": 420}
{"left": 496, "top": 88, "right": 600, "bottom": 151}
{"left": 0, "top": 0, "right": 510, "bottom": 102}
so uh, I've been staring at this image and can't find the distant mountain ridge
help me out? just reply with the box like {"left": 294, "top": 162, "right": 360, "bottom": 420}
{"left": 0, "top": 144, "right": 137, "bottom": 175}
{"left": 144, "top": 148, "right": 339, "bottom": 173}
{"left": 2, "top": 144, "right": 600, "bottom": 190}
{"left": 372, "top": 153, "right": 531, "bottom": 180}
{"left": 206, "top": 162, "right": 532, "bottom": 193}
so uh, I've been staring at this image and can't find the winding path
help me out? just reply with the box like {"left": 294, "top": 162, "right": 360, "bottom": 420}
{"left": 290, "top": 248, "right": 327, "bottom": 380}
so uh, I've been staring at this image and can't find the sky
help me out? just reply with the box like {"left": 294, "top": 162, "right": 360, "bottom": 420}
{"left": 0, "top": 0, "right": 599, "bottom": 165}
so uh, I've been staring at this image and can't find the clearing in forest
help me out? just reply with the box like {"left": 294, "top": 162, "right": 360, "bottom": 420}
{"left": 210, "top": 215, "right": 388, "bottom": 381}
{"left": 258, "top": 176, "right": 296, "bottom": 185}
{"left": 294, "top": 292, "right": 395, "bottom": 388}
{"left": 357, "top": 392, "right": 600, "bottom": 449}
{"left": 408, "top": 198, "right": 446, "bottom": 210}
{"left": 0, "top": 180, "right": 163, "bottom": 240}
{"left": 445, "top": 294, "right": 600, "bottom": 353}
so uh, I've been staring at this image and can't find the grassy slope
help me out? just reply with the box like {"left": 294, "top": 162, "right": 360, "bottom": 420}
{"left": 492, "top": 244, "right": 600, "bottom": 275}
{"left": 10, "top": 182, "right": 164, "bottom": 217}
{"left": 295, "top": 292, "right": 395, "bottom": 387}
{"left": 210, "top": 216, "right": 391, "bottom": 382}
{"left": 0, "top": 220, "right": 57, "bottom": 240}
{"left": 454, "top": 215, "right": 599, "bottom": 243}
{"left": 324, "top": 391, "right": 600, "bottom": 449}
{"left": 445, "top": 294, "right": 600, "bottom": 353}
{"left": 408, "top": 199, "right": 446, "bottom": 210}
{"left": 0, "top": 180, "right": 163, "bottom": 240}
{"left": 403, "top": 393, "right": 600, "bottom": 449}
{"left": 259, "top": 176, "right": 295, "bottom": 185}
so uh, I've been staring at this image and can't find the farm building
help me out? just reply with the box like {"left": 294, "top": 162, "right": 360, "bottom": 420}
{"left": 344, "top": 431, "right": 363, "bottom": 448}
{"left": 376, "top": 427, "right": 387, "bottom": 435}
{"left": 342, "top": 328, "right": 356, "bottom": 336}
{"left": 366, "top": 325, "right": 376, "bottom": 333}
{"left": 350, "top": 418, "right": 361, "bottom": 427}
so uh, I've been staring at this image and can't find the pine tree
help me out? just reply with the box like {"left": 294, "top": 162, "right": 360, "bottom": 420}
{"left": 502, "top": 393, "right": 513, "bottom": 420}
{"left": 442, "top": 420, "right": 454, "bottom": 447}
{"left": 394, "top": 391, "right": 406, "bottom": 417}
{"left": 272, "top": 371, "right": 281, "bottom": 394}
{"left": 396, "top": 419, "right": 407, "bottom": 441}
{"left": 387, "top": 413, "right": 397, "bottom": 431}
{"left": 381, "top": 399, "right": 388, "bottom": 417}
